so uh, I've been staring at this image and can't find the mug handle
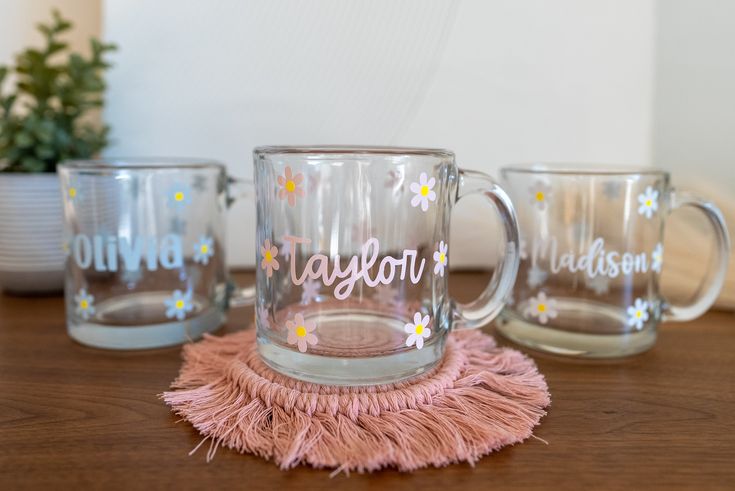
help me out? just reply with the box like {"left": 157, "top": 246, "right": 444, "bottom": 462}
{"left": 452, "top": 169, "right": 520, "bottom": 329}
{"left": 224, "top": 175, "right": 256, "bottom": 307}
{"left": 661, "top": 190, "right": 731, "bottom": 322}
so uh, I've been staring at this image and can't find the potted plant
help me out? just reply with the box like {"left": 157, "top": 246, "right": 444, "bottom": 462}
{"left": 0, "top": 10, "right": 115, "bottom": 293}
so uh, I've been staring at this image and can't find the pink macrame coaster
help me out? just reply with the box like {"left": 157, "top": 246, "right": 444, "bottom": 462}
{"left": 163, "top": 328, "right": 550, "bottom": 473}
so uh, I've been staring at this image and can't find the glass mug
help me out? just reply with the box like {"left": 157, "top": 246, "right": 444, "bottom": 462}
{"left": 58, "top": 159, "right": 254, "bottom": 350}
{"left": 252, "top": 146, "right": 520, "bottom": 385}
{"left": 497, "top": 164, "right": 730, "bottom": 358}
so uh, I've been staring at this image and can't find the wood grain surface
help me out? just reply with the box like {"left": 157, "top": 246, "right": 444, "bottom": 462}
{"left": 1, "top": 272, "right": 734, "bottom": 490}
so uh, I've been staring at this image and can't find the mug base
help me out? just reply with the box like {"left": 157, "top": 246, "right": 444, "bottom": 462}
{"left": 67, "top": 291, "right": 226, "bottom": 350}
{"left": 495, "top": 299, "right": 657, "bottom": 358}
{"left": 257, "top": 337, "right": 444, "bottom": 386}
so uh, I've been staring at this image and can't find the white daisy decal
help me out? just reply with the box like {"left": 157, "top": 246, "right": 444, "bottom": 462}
{"left": 527, "top": 264, "right": 548, "bottom": 288}
{"left": 164, "top": 289, "right": 194, "bottom": 321}
{"left": 405, "top": 312, "right": 431, "bottom": 349}
{"left": 409, "top": 172, "right": 437, "bottom": 211}
{"left": 192, "top": 235, "right": 215, "bottom": 265}
{"left": 74, "top": 288, "right": 95, "bottom": 320}
{"left": 286, "top": 313, "right": 318, "bottom": 353}
{"left": 651, "top": 243, "right": 663, "bottom": 273}
{"left": 525, "top": 292, "right": 558, "bottom": 324}
{"left": 637, "top": 186, "right": 659, "bottom": 219}
{"left": 529, "top": 181, "right": 552, "bottom": 210}
{"left": 168, "top": 182, "right": 193, "bottom": 209}
{"left": 626, "top": 298, "right": 649, "bottom": 330}
{"left": 433, "top": 241, "right": 448, "bottom": 276}
{"left": 301, "top": 278, "right": 321, "bottom": 304}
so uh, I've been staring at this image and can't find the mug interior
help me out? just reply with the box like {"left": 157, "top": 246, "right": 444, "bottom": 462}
{"left": 59, "top": 157, "right": 225, "bottom": 172}
{"left": 502, "top": 162, "right": 668, "bottom": 177}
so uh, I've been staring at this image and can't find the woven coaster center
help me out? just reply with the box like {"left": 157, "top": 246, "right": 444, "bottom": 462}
{"left": 229, "top": 332, "right": 466, "bottom": 418}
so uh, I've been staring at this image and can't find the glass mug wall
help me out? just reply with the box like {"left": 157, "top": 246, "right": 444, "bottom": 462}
{"left": 58, "top": 159, "right": 253, "bottom": 349}
{"left": 253, "top": 146, "right": 520, "bottom": 385}
{"left": 497, "top": 164, "right": 730, "bottom": 358}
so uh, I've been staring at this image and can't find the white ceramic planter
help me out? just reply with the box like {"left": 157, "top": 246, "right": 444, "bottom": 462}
{"left": 0, "top": 173, "right": 65, "bottom": 294}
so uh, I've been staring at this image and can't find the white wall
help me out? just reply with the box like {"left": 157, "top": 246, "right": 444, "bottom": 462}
{"left": 652, "top": 0, "right": 735, "bottom": 307}
{"left": 400, "top": 0, "right": 655, "bottom": 165}
{"left": 102, "top": 0, "right": 656, "bottom": 267}
{"left": 653, "top": 0, "right": 735, "bottom": 200}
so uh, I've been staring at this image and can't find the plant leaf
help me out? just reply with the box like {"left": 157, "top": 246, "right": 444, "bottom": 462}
{"left": 1, "top": 9, "right": 116, "bottom": 173}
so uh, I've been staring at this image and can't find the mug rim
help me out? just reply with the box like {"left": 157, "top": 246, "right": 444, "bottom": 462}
{"left": 59, "top": 157, "right": 226, "bottom": 171}
{"left": 501, "top": 162, "right": 669, "bottom": 177}
{"left": 253, "top": 145, "right": 454, "bottom": 159}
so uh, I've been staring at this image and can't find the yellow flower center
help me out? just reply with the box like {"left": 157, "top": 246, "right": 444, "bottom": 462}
{"left": 415, "top": 324, "right": 424, "bottom": 335}
{"left": 265, "top": 250, "right": 273, "bottom": 262}
{"left": 439, "top": 253, "right": 445, "bottom": 263}
{"left": 645, "top": 199, "right": 652, "bottom": 207}
{"left": 636, "top": 310, "right": 642, "bottom": 319}
{"left": 296, "top": 326, "right": 307, "bottom": 337}
{"left": 80, "top": 299, "right": 89, "bottom": 309}
{"left": 285, "top": 180, "right": 296, "bottom": 192}
{"left": 174, "top": 191, "right": 185, "bottom": 202}
{"left": 537, "top": 303, "right": 546, "bottom": 313}
{"left": 420, "top": 185, "right": 429, "bottom": 197}
{"left": 200, "top": 244, "right": 209, "bottom": 254}
{"left": 175, "top": 300, "right": 185, "bottom": 309}
{"left": 69, "top": 187, "right": 77, "bottom": 198}
{"left": 535, "top": 191, "right": 545, "bottom": 202}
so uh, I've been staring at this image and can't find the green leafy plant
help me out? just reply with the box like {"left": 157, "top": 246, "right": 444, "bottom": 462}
{"left": 0, "top": 10, "right": 116, "bottom": 173}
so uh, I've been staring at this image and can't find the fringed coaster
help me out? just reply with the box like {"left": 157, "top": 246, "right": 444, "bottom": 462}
{"left": 163, "top": 328, "right": 550, "bottom": 473}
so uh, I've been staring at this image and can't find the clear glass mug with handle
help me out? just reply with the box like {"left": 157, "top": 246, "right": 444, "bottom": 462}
{"left": 497, "top": 164, "right": 730, "bottom": 358}
{"left": 58, "top": 158, "right": 254, "bottom": 349}
{"left": 253, "top": 146, "right": 520, "bottom": 385}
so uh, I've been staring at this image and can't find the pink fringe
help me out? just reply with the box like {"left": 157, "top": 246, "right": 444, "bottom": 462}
{"left": 162, "top": 328, "right": 550, "bottom": 472}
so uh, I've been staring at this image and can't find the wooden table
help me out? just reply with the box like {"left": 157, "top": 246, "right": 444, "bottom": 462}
{"left": 1, "top": 272, "right": 734, "bottom": 490}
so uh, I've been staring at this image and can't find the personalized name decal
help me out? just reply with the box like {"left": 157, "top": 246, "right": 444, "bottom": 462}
{"left": 531, "top": 236, "right": 654, "bottom": 278}
{"left": 71, "top": 233, "right": 183, "bottom": 272}
{"left": 284, "top": 235, "right": 425, "bottom": 300}
{"left": 513, "top": 181, "right": 667, "bottom": 328}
